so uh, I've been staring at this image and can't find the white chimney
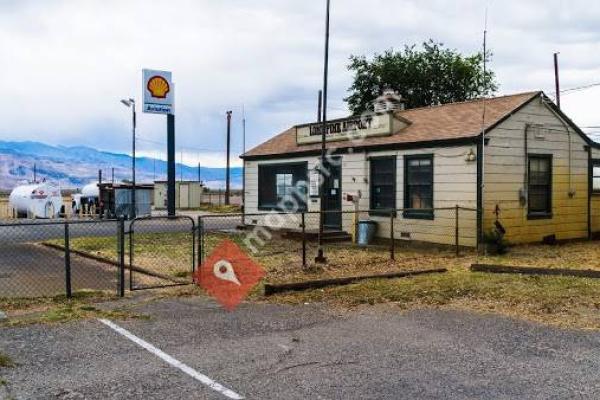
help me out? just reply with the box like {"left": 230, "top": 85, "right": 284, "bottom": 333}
{"left": 374, "top": 88, "right": 406, "bottom": 113}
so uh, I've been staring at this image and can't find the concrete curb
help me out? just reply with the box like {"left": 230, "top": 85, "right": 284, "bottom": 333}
{"left": 264, "top": 268, "right": 447, "bottom": 296}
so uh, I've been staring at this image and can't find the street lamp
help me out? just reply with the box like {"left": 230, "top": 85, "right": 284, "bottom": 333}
{"left": 121, "top": 98, "right": 136, "bottom": 219}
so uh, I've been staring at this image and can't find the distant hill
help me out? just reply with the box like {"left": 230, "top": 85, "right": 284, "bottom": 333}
{"left": 0, "top": 140, "right": 242, "bottom": 191}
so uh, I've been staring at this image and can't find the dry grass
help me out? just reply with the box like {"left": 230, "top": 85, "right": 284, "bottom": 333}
{"left": 479, "top": 241, "right": 600, "bottom": 270}
{"left": 0, "top": 289, "right": 149, "bottom": 327}
{"left": 198, "top": 203, "right": 242, "bottom": 214}
{"left": 269, "top": 268, "right": 600, "bottom": 330}
{"left": 41, "top": 229, "right": 600, "bottom": 329}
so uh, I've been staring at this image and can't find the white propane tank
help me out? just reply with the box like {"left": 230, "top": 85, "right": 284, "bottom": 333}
{"left": 81, "top": 183, "right": 99, "bottom": 198}
{"left": 9, "top": 182, "right": 63, "bottom": 219}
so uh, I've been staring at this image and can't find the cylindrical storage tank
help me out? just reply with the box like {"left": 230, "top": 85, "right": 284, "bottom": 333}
{"left": 81, "top": 183, "right": 99, "bottom": 198}
{"left": 9, "top": 182, "right": 63, "bottom": 219}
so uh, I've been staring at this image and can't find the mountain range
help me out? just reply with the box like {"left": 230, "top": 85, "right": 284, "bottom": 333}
{"left": 0, "top": 140, "right": 242, "bottom": 191}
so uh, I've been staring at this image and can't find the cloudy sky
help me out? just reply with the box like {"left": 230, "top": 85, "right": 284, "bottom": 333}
{"left": 1, "top": 0, "right": 600, "bottom": 167}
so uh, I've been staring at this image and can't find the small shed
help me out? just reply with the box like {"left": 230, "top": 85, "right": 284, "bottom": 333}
{"left": 154, "top": 181, "right": 204, "bottom": 210}
{"left": 98, "top": 183, "right": 154, "bottom": 219}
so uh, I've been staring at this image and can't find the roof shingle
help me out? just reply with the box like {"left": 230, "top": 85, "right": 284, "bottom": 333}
{"left": 243, "top": 91, "right": 541, "bottom": 159}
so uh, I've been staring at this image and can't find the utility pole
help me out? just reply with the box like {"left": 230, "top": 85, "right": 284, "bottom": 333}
{"left": 554, "top": 52, "right": 561, "bottom": 109}
{"left": 225, "top": 110, "right": 232, "bottom": 205}
{"left": 317, "top": 90, "right": 323, "bottom": 122}
{"left": 111, "top": 167, "right": 115, "bottom": 184}
{"left": 132, "top": 102, "right": 137, "bottom": 219}
{"left": 198, "top": 161, "right": 201, "bottom": 183}
{"left": 316, "top": 0, "right": 331, "bottom": 264}
{"left": 98, "top": 169, "right": 102, "bottom": 185}
{"left": 242, "top": 106, "right": 246, "bottom": 213}
{"left": 33, "top": 163, "right": 37, "bottom": 183}
{"left": 180, "top": 150, "right": 183, "bottom": 182}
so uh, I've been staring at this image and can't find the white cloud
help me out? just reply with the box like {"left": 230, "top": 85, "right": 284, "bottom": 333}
{"left": 1, "top": 0, "right": 600, "bottom": 164}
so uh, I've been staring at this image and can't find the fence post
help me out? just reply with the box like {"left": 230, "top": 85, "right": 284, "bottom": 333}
{"left": 301, "top": 212, "right": 307, "bottom": 268}
{"left": 129, "top": 218, "right": 134, "bottom": 290}
{"left": 64, "top": 222, "right": 72, "bottom": 298}
{"left": 390, "top": 211, "right": 395, "bottom": 261}
{"left": 455, "top": 204, "right": 460, "bottom": 257}
{"left": 197, "top": 216, "right": 203, "bottom": 277}
{"left": 118, "top": 217, "right": 125, "bottom": 297}
{"left": 199, "top": 216, "right": 205, "bottom": 265}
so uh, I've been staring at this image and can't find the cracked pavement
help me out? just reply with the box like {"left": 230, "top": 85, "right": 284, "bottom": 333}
{"left": 1, "top": 297, "right": 600, "bottom": 399}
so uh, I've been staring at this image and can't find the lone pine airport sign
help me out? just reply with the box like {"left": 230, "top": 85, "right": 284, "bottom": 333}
{"left": 296, "top": 112, "right": 393, "bottom": 145}
{"left": 143, "top": 69, "right": 174, "bottom": 114}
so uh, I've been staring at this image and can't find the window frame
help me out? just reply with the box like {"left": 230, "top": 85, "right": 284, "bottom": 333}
{"left": 369, "top": 156, "right": 397, "bottom": 216}
{"left": 591, "top": 159, "right": 600, "bottom": 194}
{"left": 257, "top": 162, "right": 308, "bottom": 211}
{"left": 527, "top": 154, "right": 553, "bottom": 220}
{"left": 403, "top": 154, "right": 434, "bottom": 220}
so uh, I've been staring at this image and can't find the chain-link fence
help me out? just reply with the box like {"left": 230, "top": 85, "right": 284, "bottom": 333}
{"left": 0, "top": 207, "right": 476, "bottom": 298}
{"left": 199, "top": 207, "right": 477, "bottom": 284}
{"left": 128, "top": 216, "right": 196, "bottom": 290}
{"left": 0, "top": 219, "right": 125, "bottom": 299}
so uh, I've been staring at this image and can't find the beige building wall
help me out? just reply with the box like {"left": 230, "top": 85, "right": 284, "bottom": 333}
{"left": 244, "top": 144, "right": 478, "bottom": 246}
{"left": 483, "top": 96, "right": 590, "bottom": 243}
{"left": 154, "top": 182, "right": 203, "bottom": 210}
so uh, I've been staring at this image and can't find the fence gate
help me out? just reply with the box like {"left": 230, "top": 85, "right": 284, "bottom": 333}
{"left": 128, "top": 215, "right": 196, "bottom": 290}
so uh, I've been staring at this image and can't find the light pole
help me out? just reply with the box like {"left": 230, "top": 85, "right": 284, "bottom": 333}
{"left": 121, "top": 98, "right": 136, "bottom": 219}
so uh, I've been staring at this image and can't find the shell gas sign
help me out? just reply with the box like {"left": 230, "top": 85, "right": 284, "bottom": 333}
{"left": 142, "top": 69, "right": 174, "bottom": 114}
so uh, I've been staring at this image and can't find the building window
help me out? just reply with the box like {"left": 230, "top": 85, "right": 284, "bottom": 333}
{"left": 276, "top": 173, "right": 294, "bottom": 203}
{"left": 528, "top": 154, "right": 552, "bottom": 219}
{"left": 258, "top": 163, "right": 307, "bottom": 211}
{"left": 369, "top": 157, "right": 396, "bottom": 215}
{"left": 404, "top": 155, "right": 434, "bottom": 219}
{"left": 592, "top": 160, "right": 600, "bottom": 193}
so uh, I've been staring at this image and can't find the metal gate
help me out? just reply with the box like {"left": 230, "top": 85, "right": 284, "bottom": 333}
{"left": 128, "top": 215, "right": 197, "bottom": 290}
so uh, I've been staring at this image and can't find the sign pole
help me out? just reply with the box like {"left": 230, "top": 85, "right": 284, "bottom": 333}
{"left": 142, "top": 68, "right": 175, "bottom": 216}
{"left": 167, "top": 113, "right": 176, "bottom": 216}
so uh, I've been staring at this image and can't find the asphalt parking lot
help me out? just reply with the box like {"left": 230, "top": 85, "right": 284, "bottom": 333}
{"left": 1, "top": 297, "right": 600, "bottom": 399}
{"left": 0, "top": 244, "right": 118, "bottom": 297}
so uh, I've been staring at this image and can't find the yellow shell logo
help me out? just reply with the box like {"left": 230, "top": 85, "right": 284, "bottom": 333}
{"left": 147, "top": 75, "right": 170, "bottom": 98}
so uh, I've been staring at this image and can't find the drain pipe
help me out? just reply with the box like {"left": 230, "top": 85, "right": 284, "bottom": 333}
{"left": 521, "top": 124, "right": 531, "bottom": 206}
{"left": 543, "top": 95, "right": 575, "bottom": 197}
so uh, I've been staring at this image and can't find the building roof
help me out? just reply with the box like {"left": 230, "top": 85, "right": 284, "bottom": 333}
{"left": 242, "top": 91, "right": 543, "bottom": 160}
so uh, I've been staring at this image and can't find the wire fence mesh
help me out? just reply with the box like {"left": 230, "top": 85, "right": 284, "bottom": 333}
{"left": 128, "top": 216, "right": 196, "bottom": 290}
{"left": 0, "top": 207, "right": 477, "bottom": 299}
{"left": 0, "top": 219, "right": 123, "bottom": 299}
{"left": 199, "top": 207, "right": 477, "bottom": 284}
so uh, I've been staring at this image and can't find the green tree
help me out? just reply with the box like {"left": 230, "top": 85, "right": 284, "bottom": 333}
{"left": 345, "top": 40, "right": 498, "bottom": 114}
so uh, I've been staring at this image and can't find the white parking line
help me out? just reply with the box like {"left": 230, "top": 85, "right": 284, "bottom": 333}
{"left": 98, "top": 319, "right": 244, "bottom": 400}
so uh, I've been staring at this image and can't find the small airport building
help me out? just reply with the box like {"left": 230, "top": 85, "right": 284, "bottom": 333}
{"left": 241, "top": 91, "right": 600, "bottom": 247}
